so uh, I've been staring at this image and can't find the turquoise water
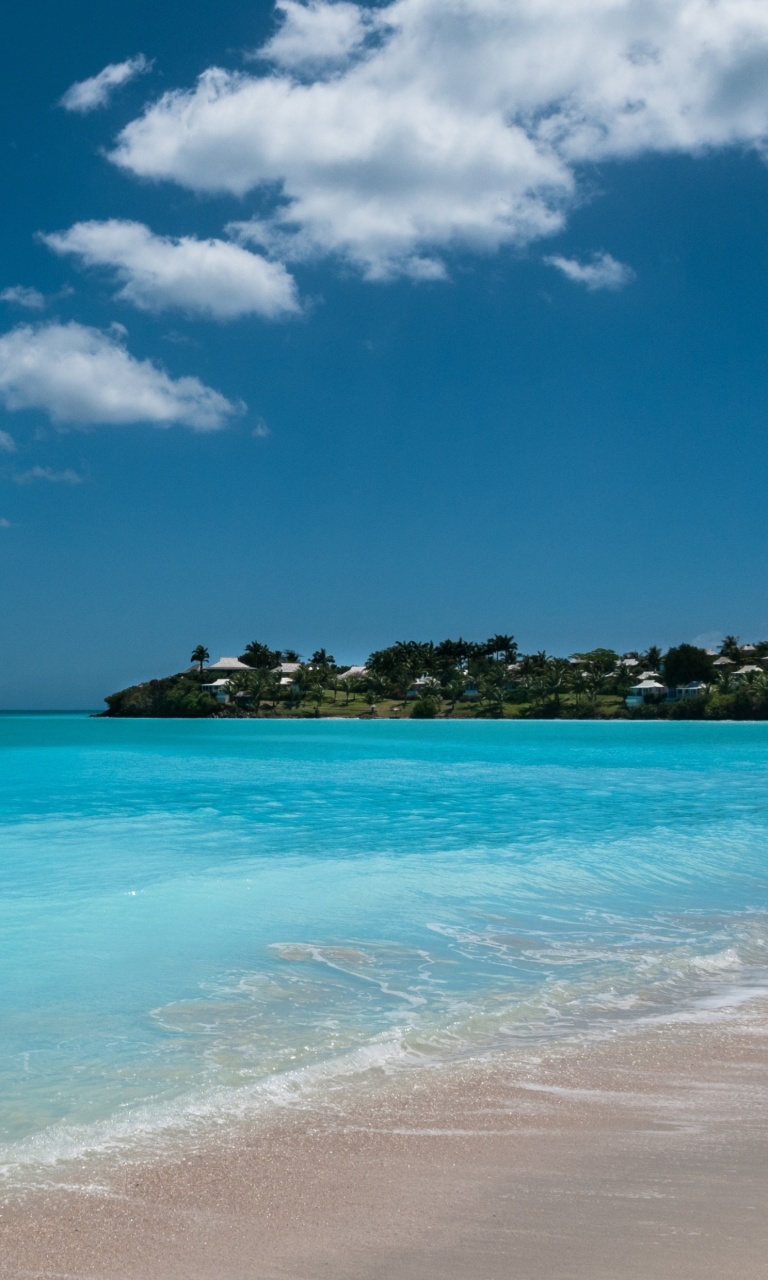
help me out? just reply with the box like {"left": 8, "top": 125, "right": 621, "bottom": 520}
{"left": 1, "top": 716, "right": 768, "bottom": 1181}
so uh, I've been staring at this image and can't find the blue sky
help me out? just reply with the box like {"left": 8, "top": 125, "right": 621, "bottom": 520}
{"left": 2, "top": 0, "right": 768, "bottom": 708}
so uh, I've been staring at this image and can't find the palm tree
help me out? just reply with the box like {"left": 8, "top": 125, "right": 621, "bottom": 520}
{"left": 290, "top": 663, "right": 325, "bottom": 712}
{"left": 541, "top": 658, "right": 571, "bottom": 710}
{"left": 571, "top": 664, "right": 603, "bottom": 710}
{"left": 444, "top": 674, "right": 467, "bottom": 712}
{"left": 309, "top": 674, "right": 326, "bottom": 716}
{"left": 484, "top": 634, "right": 518, "bottom": 662}
{"left": 245, "top": 668, "right": 274, "bottom": 715}
{"left": 240, "top": 640, "right": 279, "bottom": 669}
{"left": 519, "top": 650, "right": 549, "bottom": 677}
{"left": 481, "top": 664, "right": 508, "bottom": 716}
{"left": 294, "top": 665, "right": 326, "bottom": 716}
{"left": 435, "top": 637, "right": 475, "bottom": 667}
{"left": 190, "top": 645, "right": 209, "bottom": 673}
{"left": 570, "top": 666, "right": 589, "bottom": 709}
{"left": 643, "top": 645, "right": 663, "bottom": 669}
{"left": 613, "top": 662, "right": 634, "bottom": 699}
{"left": 717, "top": 669, "right": 734, "bottom": 694}
{"left": 720, "top": 635, "right": 741, "bottom": 661}
{"left": 227, "top": 671, "right": 257, "bottom": 710}
{"left": 345, "top": 677, "right": 361, "bottom": 706}
{"left": 282, "top": 649, "right": 300, "bottom": 663}
{"left": 265, "top": 672, "right": 281, "bottom": 711}
{"left": 420, "top": 677, "right": 443, "bottom": 710}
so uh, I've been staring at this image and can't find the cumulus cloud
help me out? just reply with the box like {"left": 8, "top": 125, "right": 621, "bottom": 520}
{"left": 0, "top": 322, "right": 241, "bottom": 431}
{"left": 110, "top": 0, "right": 768, "bottom": 280}
{"left": 60, "top": 54, "right": 152, "bottom": 113}
{"left": 545, "top": 251, "right": 635, "bottom": 291}
{"left": 14, "top": 466, "right": 84, "bottom": 485}
{"left": 0, "top": 285, "right": 46, "bottom": 311}
{"left": 41, "top": 220, "right": 300, "bottom": 320}
{"left": 0, "top": 429, "right": 16, "bottom": 452}
{"left": 258, "top": 0, "right": 375, "bottom": 69}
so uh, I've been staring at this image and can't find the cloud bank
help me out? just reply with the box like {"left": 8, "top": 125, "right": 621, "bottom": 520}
{"left": 42, "top": 220, "right": 300, "bottom": 320}
{"left": 60, "top": 54, "right": 152, "bottom": 114}
{"left": 0, "top": 322, "right": 241, "bottom": 430}
{"left": 110, "top": 0, "right": 768, "bottom": 279}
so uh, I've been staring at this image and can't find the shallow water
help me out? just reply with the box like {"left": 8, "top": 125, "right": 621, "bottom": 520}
{"left": 1, "top": 716, "right": 767, "bottom": 1181}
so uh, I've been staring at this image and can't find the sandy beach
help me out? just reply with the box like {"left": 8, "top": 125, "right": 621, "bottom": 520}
{"left": 2, "top": 998, "right": 767, "bottom": 1280}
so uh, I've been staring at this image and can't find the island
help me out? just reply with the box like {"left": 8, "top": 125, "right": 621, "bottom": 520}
{"left": 101, "top": 634, "right": 768, "bottom": 720}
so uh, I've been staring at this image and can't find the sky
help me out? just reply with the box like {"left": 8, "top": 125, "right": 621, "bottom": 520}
{"left": 2, "top": 0, "right": 768, "bottom": 708}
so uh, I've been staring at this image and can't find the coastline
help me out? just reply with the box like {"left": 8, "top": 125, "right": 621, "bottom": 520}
{"left": 3, "top": 996, "right": 767, "bottom": 1279}
{"left": 100, "top": 638, "right": 768, "bottom": 723}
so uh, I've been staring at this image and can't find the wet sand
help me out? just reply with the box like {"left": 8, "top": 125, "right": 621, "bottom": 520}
{"left": 2, "top": 1003, "right": 768, "bottom": 1280}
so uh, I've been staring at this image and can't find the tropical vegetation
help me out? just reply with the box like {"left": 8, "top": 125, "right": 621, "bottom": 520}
{"left": 100, "top": 634, "right": 768, "bottom": 720}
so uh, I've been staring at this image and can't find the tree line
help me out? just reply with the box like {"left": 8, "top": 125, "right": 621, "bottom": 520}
{"left": 103, "top": 633, "right": 768, "bottom": 719}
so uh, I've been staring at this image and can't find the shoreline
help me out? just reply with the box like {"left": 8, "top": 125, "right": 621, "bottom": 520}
{"left": 4, "top": 710, "right": 768, "bottom": 723}
{"left": 3, "top": 997, "right": 767, "bottom": 1279}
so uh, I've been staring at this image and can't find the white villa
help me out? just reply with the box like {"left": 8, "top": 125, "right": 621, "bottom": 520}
{"left": 200, "top": 656, "right": 371, "bottom": 703}
{"left": 200, "top": 657, "right": 255, "bottom": 703}
{"left": 626, "top": 678, "right": 710, "bottom": 708}
{"left": 206, "top": 657, "right": 254, "bottom": 676}
{"left": 201, "top": 678, "right": 232, "bottom": 703}
{"left": 625, "top": 679, "right": 667, "bottom": 707}
{"left": 675, "top": 680, "right": 709, "bottom": 698}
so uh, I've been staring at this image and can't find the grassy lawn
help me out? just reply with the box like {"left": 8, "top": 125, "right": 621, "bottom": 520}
{"left": 237, "top": 692, "right": 629, "bottom": 719}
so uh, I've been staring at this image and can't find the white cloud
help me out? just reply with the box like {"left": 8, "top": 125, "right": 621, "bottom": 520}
{"left": 258, "top": 0, "right": 375, "bottom": 69}
{"left": 41, "top": 220, "right": 300, "bottom": 320}
{"left": 60, "top": 54, "right": 152, "bottom": 114}
{"left": 0, "top": 286, "right": 46, "bottom": 311}
{"left": 0, "top": 322, "right": 241, "bottom": 431}
{"left": 0, "top": 429, "right": 16, "bottom": 452}
{"left": 0, "top": 517, "right": 10, "bottom": 528}
{"left": 110, "top": 0, "right": 768, "bottom": 280}
{"left": 545, "top": 251, "right": 635, "bottom": 291}
{"left": 14, "top": 466, "right": 84, "bottom": 485}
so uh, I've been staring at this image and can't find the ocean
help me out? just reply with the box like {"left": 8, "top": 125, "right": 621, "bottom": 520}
{"left": 1, "top": 715, "right": 767, "bottom": 1190}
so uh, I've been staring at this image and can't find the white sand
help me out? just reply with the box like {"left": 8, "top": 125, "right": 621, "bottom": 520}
{"left": 2, "top": 1001, "right": 768, "bottom": 1279}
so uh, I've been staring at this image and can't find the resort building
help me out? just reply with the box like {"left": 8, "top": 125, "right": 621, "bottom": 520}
{"left": 272, "top": 661, "right": 302, "bottom": 688}
{"left": 200, "top": 678, "right": 232, "bottom": 704}
{"left": 406, "top": 676, "right": 435, "bottom": 698}
{"left": 206, "top": 657, "right": 255, "bottom": 676}
{"left": 672, "top": 681, "right": 708, "bottom": 699}
{"left": 626, "top": 679, "right": 709, "bottom": 707}
{"left": 626, "top": 679, "right": 667, "bottom": 707}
